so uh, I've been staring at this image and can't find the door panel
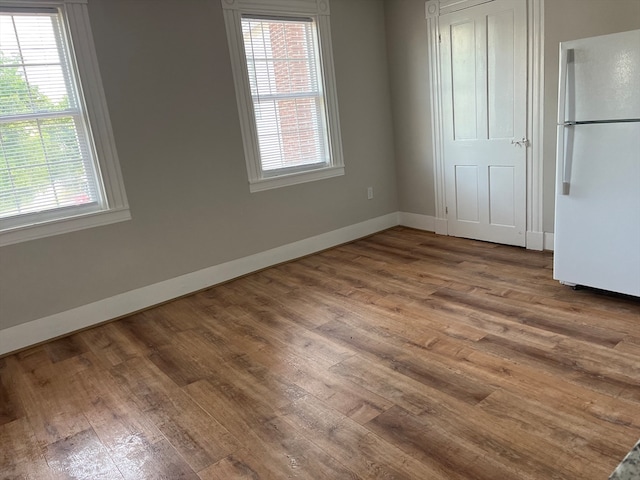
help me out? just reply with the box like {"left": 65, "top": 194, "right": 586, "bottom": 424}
{"left": 488, "top": 166, "right": 515, "bottom": 226}
{"left": 455, "top": 165, "right": 479, "bottom": 222}
{"left": 451, "top": 20, "right": 478, "bottom": 140}
{"left": 487, "top": 9, "right": 515, "bottom": 139}
{"left": 440, "top": 0, "right": 527, "bottom": 246}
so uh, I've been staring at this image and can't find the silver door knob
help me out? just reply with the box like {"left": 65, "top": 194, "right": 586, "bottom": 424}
{"left": 511, "top": 137, "right": 530, "bottom": 147}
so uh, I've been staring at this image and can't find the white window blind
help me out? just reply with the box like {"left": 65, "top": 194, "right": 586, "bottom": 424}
{"left": 241, "top": 15, "right": 329, "bottom": 174}
{"left": 0, "top": 8, "right": 102, "bottom": 223}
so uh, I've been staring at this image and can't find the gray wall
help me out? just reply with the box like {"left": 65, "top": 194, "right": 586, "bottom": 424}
{"left": 385, "top": 0, "right": 435, "bottom": 216}
{"left": 384, "top": 0, "right": 640, "bottom": 229}
{"left": 0, "top": 0, "right": 398, "bottom": 330}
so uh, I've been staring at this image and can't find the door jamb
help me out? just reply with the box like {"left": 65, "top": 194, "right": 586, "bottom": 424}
{"left": 425, "top": 0, "right": 545, "bottom": 250}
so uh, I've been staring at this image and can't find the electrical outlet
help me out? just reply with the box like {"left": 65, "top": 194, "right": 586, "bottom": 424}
{"left": 367, "top": 187, "right": 374, "bottom": 200}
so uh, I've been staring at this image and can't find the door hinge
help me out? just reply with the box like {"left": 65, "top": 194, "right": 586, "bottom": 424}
{"left": 438, "top": 33, "right": 442, "bottom": 44}
{"left": 445, "top": 206, "right": 448, "bottom": 215}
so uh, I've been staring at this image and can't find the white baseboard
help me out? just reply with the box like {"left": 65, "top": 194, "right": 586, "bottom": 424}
{"left": 398, "top": 212, "right": 436, "bottom": 232}
{"left": 544, "top": 232, "right": 555, "bottom": 251}
{"left": 0, "top": 212, "right": 399, "bottom": 356}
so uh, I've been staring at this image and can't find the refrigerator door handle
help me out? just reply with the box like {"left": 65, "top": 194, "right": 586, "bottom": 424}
{"left": 557, "top": 48, "right": 571, "bottom": 125}
{"left": 557, "top": 47, "right": 575, "bottom": 196}
{"left": 559, "top": 125, "right": 574, "bottom": 195}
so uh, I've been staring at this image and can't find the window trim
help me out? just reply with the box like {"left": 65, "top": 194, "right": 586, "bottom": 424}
{"left": 0, "top": 0, "right": 130, "bottom": 246}
{"left": 222, "top": 0, "right": 344, "bottom": 193}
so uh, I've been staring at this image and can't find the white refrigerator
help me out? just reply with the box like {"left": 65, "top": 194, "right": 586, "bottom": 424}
{"left": 554, "top": 29, "right": 640, "bottom": 297}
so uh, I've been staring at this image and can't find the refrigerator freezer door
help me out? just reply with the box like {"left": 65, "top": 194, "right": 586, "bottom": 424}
{"left": 560, "top": 29, "right": 640, "bottom": 123}
{"left": 554, "top": 122, "right": 640, "bottom": 296}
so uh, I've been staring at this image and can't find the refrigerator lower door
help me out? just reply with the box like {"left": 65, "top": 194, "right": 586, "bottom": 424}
{"left": 554, "top": 122, "right": 640, "bottom": 296}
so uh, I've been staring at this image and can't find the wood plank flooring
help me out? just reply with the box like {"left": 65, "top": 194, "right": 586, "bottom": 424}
{"left": 2, "top": 227, "right": 639, "bottom": 479}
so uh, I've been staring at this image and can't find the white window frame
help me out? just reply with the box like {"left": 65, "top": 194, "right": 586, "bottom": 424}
{"left": 222, "top": 0, "right": 344, "bottom": 192}
{"left": 0, "top": 0, "right": 129, "bottom": 246}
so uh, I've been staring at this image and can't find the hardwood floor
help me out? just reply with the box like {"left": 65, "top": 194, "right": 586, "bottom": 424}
{"left": 2, "top": 227, "right": 639, "bottom": 479}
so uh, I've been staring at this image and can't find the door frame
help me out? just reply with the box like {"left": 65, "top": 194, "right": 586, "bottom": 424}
{"left": 425, "top": 0, "right": 545, "bottom": 250}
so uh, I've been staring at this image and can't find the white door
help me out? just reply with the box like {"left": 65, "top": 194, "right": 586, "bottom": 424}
{"left": 439, "top": 0, "right": 527, "bottom": 246}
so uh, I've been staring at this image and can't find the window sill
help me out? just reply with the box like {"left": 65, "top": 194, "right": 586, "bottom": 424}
{"left": 249, "top": 165, "right": 345, "bottom": 193}
{"left": 0, "top": 208, "right": 131, "bottom": 247}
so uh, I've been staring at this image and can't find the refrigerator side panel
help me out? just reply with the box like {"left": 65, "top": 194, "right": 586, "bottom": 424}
{"left": 561, "top": 29, "right": 640, "bottom": 122}
{"left": 554, "top": 122, "right": 640, "bottom": 296}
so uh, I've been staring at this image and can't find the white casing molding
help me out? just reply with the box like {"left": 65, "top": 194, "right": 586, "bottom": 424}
{"left": 425, "top": 1, "right": 447, "bottom": 235}
{"left": 439, "top": 0, "right": 494, "bottom": 14}
{"left": 0, "top": 213, "right": 399, "bottom": 355}
{"left": 526, "top": 0, "right": 545, "bottom": 250}
{"left": 525, "top": 230, "right": 544, "bottom": 251}
{"left": 398, "top": 213, "right": 436, "bottom": 232}
{"left": 425, "top": 0, "right": 545, "bottom": 248}
{"left": 221, "top": 0, "right": 344, "bottom": 193}
{"left": 434, "top": 218, "right": 448, "bottom": 235}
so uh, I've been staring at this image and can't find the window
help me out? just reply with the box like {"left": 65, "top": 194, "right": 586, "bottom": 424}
{"left": 0, "top": 0, "right": 129, "bottom": 246}
{"left": 222, "top": 0, "right": 344, "bottom": 192}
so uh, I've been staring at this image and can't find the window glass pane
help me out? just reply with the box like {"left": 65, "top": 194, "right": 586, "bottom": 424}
{"left": 0, "top": 117, "right": 98, "bottom": 218}
{"left": 12, "top": 14, "right": 61, "bottom": 64}
{"left": 0, "top": 10, "right": 99, "bottom": 220}
{"left": 241, "top": 16, "right": 328, "bottom": 173}
{"left": 0, "top": 14, "right": 20, "bottom": 60}
{"left": 1, "top": 13, "right": 75, "bottom": 115}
